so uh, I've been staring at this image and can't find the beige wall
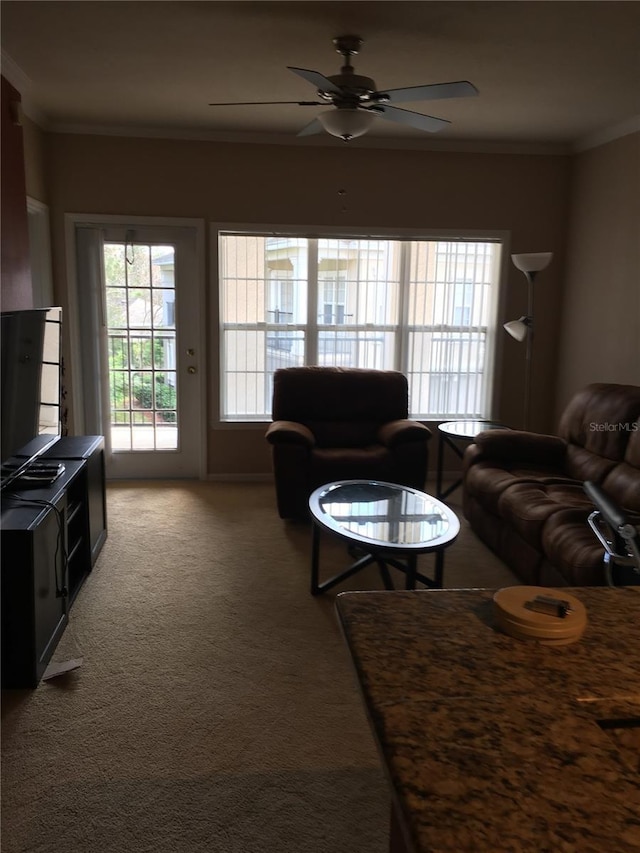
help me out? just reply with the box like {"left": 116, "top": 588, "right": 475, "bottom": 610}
{"left": 555, "top": 132, "right": 640, "bottom": 418}
{"left": 45, "top": 133, "right": 572, "bottom": 475}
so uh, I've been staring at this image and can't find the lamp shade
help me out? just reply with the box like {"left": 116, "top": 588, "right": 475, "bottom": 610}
{"left": 504, "top": 318, "right": 529, "bottom": 342}
{"left": 511, "top": 252, "right": 553, "bottom": 274}
{"left": 318, "top": 108, "right": 375, "bottom": 140}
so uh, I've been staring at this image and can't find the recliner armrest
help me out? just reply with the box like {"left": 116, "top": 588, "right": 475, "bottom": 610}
{"left": 265, "top": 420, "right": 316, "bottom": 448}
{"left": 377, "top": 420, "right": 432, "bottom": 449}
{"left": 472, "top": 429, "right": 567, "bottom": 466}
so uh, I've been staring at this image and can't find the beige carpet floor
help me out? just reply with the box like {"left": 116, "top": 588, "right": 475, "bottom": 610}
{"left": 1, "top": 479, "right": 519, "bottom": 853}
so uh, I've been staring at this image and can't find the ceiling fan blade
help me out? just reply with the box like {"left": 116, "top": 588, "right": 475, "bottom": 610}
{"left": 296, "top": 117, "right": 324, "bottom": 137}
{"left": 208, "top": 100, "right": 322, "bottom": 106}
{"left": 383, "top": 81, "right": 478, "bottom": 104}
{"left": 287, "top": 67, "right": 343, "bottom": 95}
{"left": 375, "top": 105, "right": 450, "bottom": 133}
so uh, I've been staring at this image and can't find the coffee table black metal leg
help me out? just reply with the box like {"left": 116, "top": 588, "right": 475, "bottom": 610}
{"left": 405, "top": 555, "right": 417, "bottom": 589}
{"left": 376, "top": 559, "right": 395, "bottom": 590}
{"left": 311, "top": 525, "right": 379, "bottom": 595}
{"left": 311, "top": 522, "right": 321, "bottom": 595}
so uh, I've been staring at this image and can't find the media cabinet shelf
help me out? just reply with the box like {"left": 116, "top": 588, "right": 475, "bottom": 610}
{"left": 1, "top": 436, "right": 107, "bottom": 688}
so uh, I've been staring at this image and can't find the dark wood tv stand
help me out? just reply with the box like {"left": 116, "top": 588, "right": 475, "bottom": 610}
{"left": 1, "top": 435, "right": 107, "bottom": 688}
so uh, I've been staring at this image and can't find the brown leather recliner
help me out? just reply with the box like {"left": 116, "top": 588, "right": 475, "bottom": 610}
{"left": 463, "top": 383, "right": 640, "bottom": 586}
{"left": 265, "top": 366, "right": 432, "bottom": 519}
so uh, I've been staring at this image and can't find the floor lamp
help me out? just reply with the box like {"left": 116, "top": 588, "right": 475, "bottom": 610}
{"left": 504, "top": 252, "right": 553, "bottom": 430}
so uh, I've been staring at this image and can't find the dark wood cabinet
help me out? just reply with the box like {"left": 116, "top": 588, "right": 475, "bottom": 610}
{"left": 44, "top": 435, "right": 107, "bottom": 568}
{"left": 1, "top": 436, "right": 107, "bottom": 688}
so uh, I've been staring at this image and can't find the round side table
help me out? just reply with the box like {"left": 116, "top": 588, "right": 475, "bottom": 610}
{"left": 436, "top": 420, "right": 508, "bottom": 499}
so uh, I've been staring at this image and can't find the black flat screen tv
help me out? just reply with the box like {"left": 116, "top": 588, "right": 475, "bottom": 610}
{"left": 1, "top": 307, "right": 63, "bottom": 490}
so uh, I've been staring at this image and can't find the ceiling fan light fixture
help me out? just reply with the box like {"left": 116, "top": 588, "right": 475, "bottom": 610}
{"left": 317, "top": 107, "right": 375, "bottom": 141}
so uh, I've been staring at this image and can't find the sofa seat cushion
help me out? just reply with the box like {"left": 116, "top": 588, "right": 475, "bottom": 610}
{"left": 541, "top": 508, "right": 608, "bottom": 586}
{"left": 464, "top": 462, "right": 565, "bottom": 516}
{"left": 497, "top": 481, "right": 593, "bottom": 550}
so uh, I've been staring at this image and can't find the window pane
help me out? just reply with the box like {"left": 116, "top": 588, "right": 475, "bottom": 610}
{"left": 407, "top": 330, "right": 487, "bottom": 419}
{"left": 223, "top": 329, "right": 270, "bottom": 419}
{"left": 318, "top": 330, "right": 396, "bottom": 369}
{"left": 218, "top": 233, "right": 500, "bottom": 421}
{"left": 406, "top": 240, "right": 499, "bottom": 419}
{"left": 105, "top": 242, "right": 178, "bottom": 452}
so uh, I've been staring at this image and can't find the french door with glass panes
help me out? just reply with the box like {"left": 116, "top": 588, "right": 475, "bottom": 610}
{"left": 95, "top": 225, "right": 203, "bottom": 479}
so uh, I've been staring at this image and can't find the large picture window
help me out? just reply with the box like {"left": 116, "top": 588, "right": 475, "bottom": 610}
{"left": 218, "top": 233, "right": 501, "bottom": 421}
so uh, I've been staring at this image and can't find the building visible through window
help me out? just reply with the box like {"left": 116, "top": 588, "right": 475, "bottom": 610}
{"left": 219, "top": 233, "right": 501, "bottom": 421}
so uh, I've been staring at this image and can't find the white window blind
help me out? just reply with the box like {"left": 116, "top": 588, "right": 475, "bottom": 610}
{"left": 219, "top": 233, "right": 501, "bottom": 421}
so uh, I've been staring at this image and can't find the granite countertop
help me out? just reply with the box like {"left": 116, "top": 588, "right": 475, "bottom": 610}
{"left": 336, "top": 587, "right": 640, "bottom": 852}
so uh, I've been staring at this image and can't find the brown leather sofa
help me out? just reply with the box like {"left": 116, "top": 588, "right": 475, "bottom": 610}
{"left": 265, "top": 366, "right": 432, "bottom": 519}
{"left": 463, "top": 383, "right": 640, "bottom": 586}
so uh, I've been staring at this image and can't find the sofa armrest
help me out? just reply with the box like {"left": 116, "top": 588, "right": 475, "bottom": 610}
{"left": 472, "top": 429, "right": 567, "bottom": 466}
{"left": 377, "top": 420, "right": 432, "bottom": 449}
{"left": 265, "top": 420, "right": 316, "bottom": 448}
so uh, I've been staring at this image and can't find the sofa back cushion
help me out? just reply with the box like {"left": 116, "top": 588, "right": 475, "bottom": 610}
{"left": 559, "top": 383, "right": 640, "bottom": 486}
{"left": 271, "top": 367, "right": 409, "bottom": 436}
{"left": 307, "top": 420, "right": 381, "bottom": 448}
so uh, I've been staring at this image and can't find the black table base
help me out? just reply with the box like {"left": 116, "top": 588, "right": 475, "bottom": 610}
{"left": 311, "top": 523, "right": 445, "bottom": 595}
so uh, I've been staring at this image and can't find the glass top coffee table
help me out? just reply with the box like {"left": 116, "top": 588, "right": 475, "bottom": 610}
{"left": 308, "top": 480, "right": 460, "bottom": 595}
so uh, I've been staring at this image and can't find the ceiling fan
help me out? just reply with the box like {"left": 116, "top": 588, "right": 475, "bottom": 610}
{"left": 209, "top": 35, "right": 479, "bottom": 142}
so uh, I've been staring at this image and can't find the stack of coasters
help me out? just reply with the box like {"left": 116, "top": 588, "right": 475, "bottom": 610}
{"left": 493, "top": 586, "right": 587, "bottom": 645}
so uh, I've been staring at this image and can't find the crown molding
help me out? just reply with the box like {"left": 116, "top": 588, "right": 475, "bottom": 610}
{"left": 1, "top": 51, "right": 31, "bottom": 92}
{"left": 9, "top": 43, "right": 633, "bottom": 157}
{"left": 48, "top": 121, "right": 570, "bottom": 156}
{"left": 573, "top": 115, "right": 640, "bottom": 153}
{"left": 1, "top": 51, "right": 49, "bottom": 129}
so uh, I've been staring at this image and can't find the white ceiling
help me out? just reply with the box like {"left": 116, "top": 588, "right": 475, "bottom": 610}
{"left": 2, "top": 1, "right": 640, "bottom": 151}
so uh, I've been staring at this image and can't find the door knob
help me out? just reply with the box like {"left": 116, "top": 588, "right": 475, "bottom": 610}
{"left": 187, "top": 365, "right": 197, "bottom": 374}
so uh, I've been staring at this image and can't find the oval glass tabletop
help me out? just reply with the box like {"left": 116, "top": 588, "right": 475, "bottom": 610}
{"left": 309, "top": 479, "right": 460, "bottom": 552}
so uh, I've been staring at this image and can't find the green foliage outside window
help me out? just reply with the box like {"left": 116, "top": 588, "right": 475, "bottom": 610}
{"left": 109, "top": 336, "right": 176, "bottom": 423}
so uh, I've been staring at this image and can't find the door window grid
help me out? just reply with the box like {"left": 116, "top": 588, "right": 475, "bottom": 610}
{"left": 104, "top": 242, "right": 178, "bottom": 450}
{"left": 219, "top": 235, "right": 500, "bottom": 421}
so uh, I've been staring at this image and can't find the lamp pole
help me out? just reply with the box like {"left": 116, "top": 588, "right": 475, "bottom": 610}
{"left": 507, "top": 252, "right": 553, "bottom": 432}
{"left": 523, "top": 271, "right": 535, "bottom": 431}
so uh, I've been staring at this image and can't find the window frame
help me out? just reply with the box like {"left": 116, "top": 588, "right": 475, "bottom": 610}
{"left": 210, "top": 223, "right": 510, "bottom": 429}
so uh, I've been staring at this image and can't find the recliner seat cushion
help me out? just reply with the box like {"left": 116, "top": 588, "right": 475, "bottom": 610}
{"left": 310, "top": 445, "right": 393, "bottom": 485}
